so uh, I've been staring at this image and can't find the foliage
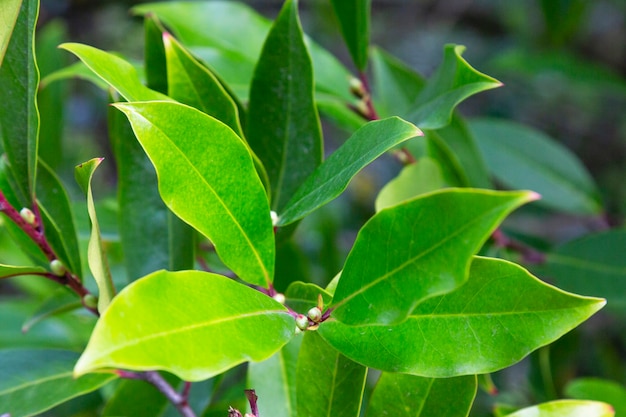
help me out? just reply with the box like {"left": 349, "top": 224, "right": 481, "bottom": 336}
{"left": 0, "top": 0, "right": 624, "bottom": 416}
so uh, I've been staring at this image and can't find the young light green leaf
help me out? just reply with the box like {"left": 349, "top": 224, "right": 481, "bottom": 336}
{"left": 330, "top": 0, "right": 371, "bottom": 71}
{"left": 0, "top": 263, "right": 46, "bottom": 279}
{"left": 164, "top": 32, "right": 244, "bottom": 137}
{"left": 248, "top": 336, "right": 302, "bottom": 417}
{"left": 366, "top": 373, "right": 477, "bottom": 417}
{"left": 405, "top": 44, "right": 501, "bottom": 130}
{"left": 0, "top": 0, "right": 39, "bottom": 207}
{"left": 565, "top": 378, "right": 626, "bottom": 417}
{"left": 59, "top": 42, "right": 168, "bottom": 102}
{"left": 540, "top": 230, "right": 626, "bottom": 316}
{"left": 0, "top": 0, "right": 22, "bottom": 66}
{"left": 75, "top": 158, "right": 115, "bottom": 313}
{"left": 285, "top": 281, "right": 333, "bottom": 313}
{"left": 0, "top": 349, "right": 116, "bottom": 417}
{"left": 296, "top": 332, "right": 367, "bottom": 417}
{"left": 320, "top": 257, "right": 605, "bottom": 377}
{"left": 37, "top": 159, "right": 82, "bottom": 277}
{"left": 503, "top": 400, "right": 614, "bottom": 417}
{"left": 331, "top": 189, "right": 537, "bottom": 326}
{"left": 74, "top": 270, "right": 294, "bottom": 381}
{"left": 247, "top": 0, "right": 322, "bottom": 212}
{"left": 113, "top": 101, "right": 274, "bottom": 286}
{"left": 375, "top": 157, "right": 446, "bottom": 212}
{"left": 278, "top": 117, "right": 422, "bottom": 226}
{"left": 469, "top": 118, "right": 602, "bottom": 214}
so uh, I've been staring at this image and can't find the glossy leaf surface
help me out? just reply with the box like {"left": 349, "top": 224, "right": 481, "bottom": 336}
{"left": 0, "top": 349, "right": 115, "bottom": 417}
{"left": 470, "top": 118, "right": 601, "bottom": 214}
{"left": 540, "top": 230, "right": 626, "bottom": 315}
{"left": 406, "top": 45, "right": 501, "bottom": 130}
{"left": 296, "top": 332, "right": 367, "bottom": 417}
{"left": 504, "top": 400, "right": 614, "bottom": 417}
{"left": 320, "top": 257, "right": 605, "bottom": 377}
{"left": 0, "top": 0, "right": 39, "bottom": 206}
{"left": 330, "top": 0, "right": 371, "bottom": 70}
{"left": 75, "top": 270, "right": 294, "bottom": 381}
{"left": 0, "top": 0, "right": 22, "bottom": 65}
{"left": 59, "top": 42, "right": 168, "bottom": 102}
{"left": 278, "top": 117, "right": 421, "bottom": 226}
{"left": 375, "top": 157, "right": 446, "bottom": 212}
{"left": 248, "top": 336, "right": 302, "bottom": 417}
{"left": 565, "top": 378, "right": 626, "bottom": 417}
{"left": 366, "top": 373, "right": 476, "bottom": 417}
{"left": 75, "top": 158, "right": 115, "bottom": 312}
{"left": 114, "top": 101, "right": 274, "bottom": 286}
{"left": 331, "top": 189, "right": 537, "bottom": 326}
{"left": 247, "top": 0, "right": 322, "bottom": 212}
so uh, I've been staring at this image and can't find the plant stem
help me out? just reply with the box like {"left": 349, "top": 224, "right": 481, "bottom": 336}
{"left": 245, "top": 389, "right": 259, "bottom": 417}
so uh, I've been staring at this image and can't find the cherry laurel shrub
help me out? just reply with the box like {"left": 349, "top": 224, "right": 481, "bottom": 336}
{"left": 0, "top": 0, "right": 621, "bottom": 416}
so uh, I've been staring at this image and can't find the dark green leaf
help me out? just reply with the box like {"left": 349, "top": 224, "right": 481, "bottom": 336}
{"left": 565, "top": 378, "right": 626, "bottom": 417}
{"left": 320, "top": 257, "right": 605, "bottom": 377}
{"left": 144, "top": 14, "right": 168, "bottom": 94}
{"left": 469, "top": 118, "right": 602, "bottom": 214}
{"left": 102, "top": 373, "right": 180, "bottom": 417}
{"left": 0, "top": 0, "right": 39, "bottom": 206}
{"left": 278, "top": 117, "right": 421, "bottom": 226}
{"left": 540, "top": 230, "right": 626, "bottom": 315}
{"left": 405, "top": 45, "right": 501, "bottom": 130}
{"left": 503, "top": 400, "right": 614, "bottom": 417}
{"left": 75, "top": 158, "right": 115, "bottom": 312}
{"left": 113, "top": 101, "right": 274, "bottom": 286}
{"left": 74, "top": 270, "right": 294, "bottom": 381}
{"left": 331, "top": 189, "right": 537, "bottom": 326}
{"left": 248, "top": 336, "right": 302, "bottom": 417}
{"left": 330, "top": 0, "right": 371, "bottom": 71}
{"left": 247, "top": 0, "right": 322, "bottom": 212}
{"left": 296, "top": 332, "right": 367, "bottom": 417}
{"left": 21, "top": 288, "right": 81, "bottom": 333}
{"left": 366, "top": 373, "right": 477, "bottom": 417}
{"left": 0, "top": 348, "right": 116, "bottom": 417}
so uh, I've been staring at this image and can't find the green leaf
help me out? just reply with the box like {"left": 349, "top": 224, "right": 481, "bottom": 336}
{"left": 75, "top": 158, "right": 115, "bottom": 313}
{"left": 248, "top": 336, "right": 302, "bottom": 417}
{"left": 59, "top": 42, "right": 168, "bottom": 102}
{"left": 0, "top": 263, "right": 46, "bottom": 279}
{"left": 144, "top": 14, "right": 168, "bottom": 94}
{"left": 40, "top": 60, "right": 109, "bottom": 90}
{"left": 503, "top": 400, "right": 614, "bottom": 417}
{"left": 285, "top": 281, "right": 333, "bottom": 313}
{"left": 375, "top": 157, "right": 446, "bottom": 212}
{"left": 278, "top": 117, "right": 421, "bottom": 226}
{"left": 0, "top": 0, "right": 22, "bottom": 66}
{"left": 320, "top": 257, "right": 605, "bottom": 377}
{"left": 37, "top": 159, "right": 82, "bottom": 277}
{"left": 330, "top": 0, "right": 371, "bottom": 71}
{"left": 247, "top": 0, "right": 322, "bottom": 212}
{"left": 366, "top": 374, "right": 477, "bottom": 417}
{"left": 113, "top": 101, "right": 274, "bottom": 286}
{"left": 74, "top": 270, "right": 294, "bottom": 381}
{"left": 21, "top": 288, "right": 82, "bottom": 333}
{"left": 331, "top": 189, "right": 537, "bottom": 326}
{"left": 371, "top": 47, "right": 425, "bottom": 118}
{"left": 565, "top": 378, "right": 626, "bottom": 417}
{"left": 0, "top": 0, "right": 39, "bottom": 206}
{"left": 164, "top": 32, "right": 244, "bottom": 137}
{"left": 469, "top": 118, "right": 602, "bottom": 214}
{"left": 540, "top": 230, "right": 626, "bottom": 316}
{"left": 296, "top": 332, "right": 367, "bottom": 417}
{"left": 405, "top": 44, "right": 501, "bottom": 130}
{"left": 102, "top": 372, "right": 180, "bottom": 417}
{"left": 0, "top": 348, "right": 116, "bottom": 417}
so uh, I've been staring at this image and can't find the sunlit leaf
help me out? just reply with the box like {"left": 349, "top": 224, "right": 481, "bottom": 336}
{"left": 0, "top": 0, "right": 22, "bottom": 66}
{"left": 74, "top": 270, "right": 294, "bottom": 381}
{"left": 332, "top": 189, "right": 537, "bottom": 326}
{"left": 0, "top": 263, "right": 46, "bottom": 279}
{"left": 565, "top": 378, "right": 626, "bottom": 417}
{"left": 503, "top": 400, "right": 614, "bottom": 417}
{"left": 320, "top": 257, "right": 605, "bottom": 376}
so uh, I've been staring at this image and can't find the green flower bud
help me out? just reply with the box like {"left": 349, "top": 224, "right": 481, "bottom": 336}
{"left": 19, "top": 208, "right": 37, "bottom": 226}
{"left": 83, "top": 294, "right": 98, "bottom": 309}
{"left": 295, "top": 314, "right": 309, "bottom": 331}
{"left": 307, "top": 306, "right": 322, "bottom": 322}
{"left": 349, "top": 77, "right": 366, "bottom": 98}
{"left": 50, "top": 259, "right": 66, "bottom": 276}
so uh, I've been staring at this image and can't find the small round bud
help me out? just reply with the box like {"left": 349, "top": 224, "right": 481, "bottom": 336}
{"left": 272, "top": 293, "right": 286, "bottom": 305}
{"left": 50, "top": 259, "right": 66, "bottom": 276}
{"left": 20, "top": 208, "right": 37, "bottom": 226}
{"left": 83, "top": 294, "right": 98, "bottom": 309}
{"left": 307, "top": 306, "right": 322, "bottom": 322}
{"left": 270, "top": 210, "right": 279, "bottom": 226}
{"left": 295, "top": 314, "right": 309, "bottom": 331}
{"left": 349, "top": 77, "right": 366, "bottom": 98}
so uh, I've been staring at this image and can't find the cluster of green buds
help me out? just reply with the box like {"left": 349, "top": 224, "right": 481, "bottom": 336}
{"left": 295, "top": 294, "right": 325, "bottom": 332}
